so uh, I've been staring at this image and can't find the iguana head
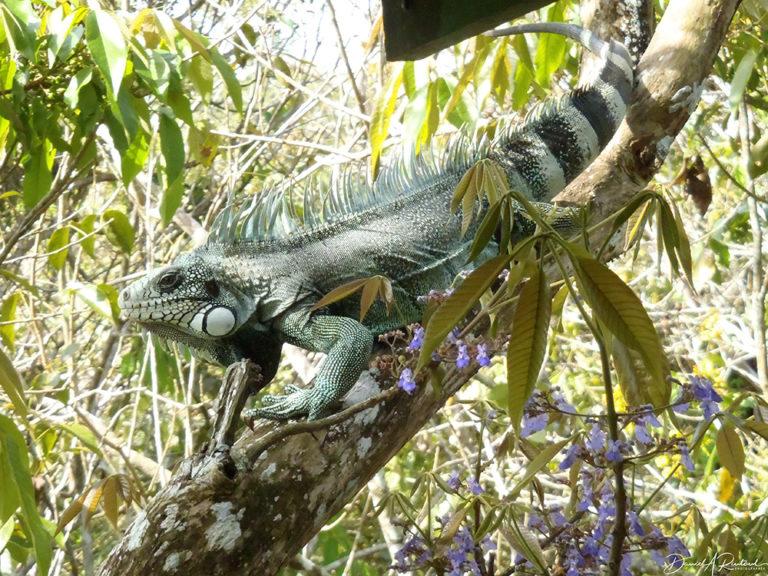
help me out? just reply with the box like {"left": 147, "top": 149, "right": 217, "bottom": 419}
{"left": 119, "top": 252, "right": 254, "bottom": 353}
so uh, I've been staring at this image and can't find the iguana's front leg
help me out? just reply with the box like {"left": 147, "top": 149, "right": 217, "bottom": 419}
{"left": 248, "top": 309, "right": 373, "bottom": 420}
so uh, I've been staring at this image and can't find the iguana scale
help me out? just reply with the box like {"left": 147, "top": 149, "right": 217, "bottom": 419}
{"left": 119, "top": 23, "right": 634, "bottom": 420}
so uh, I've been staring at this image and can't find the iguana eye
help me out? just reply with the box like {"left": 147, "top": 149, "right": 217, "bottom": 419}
{"left": 204, "top": 279, "right": 220, "bottom": 298}
{"left": 158, "top": 271, "right": 183, "bottom": 292}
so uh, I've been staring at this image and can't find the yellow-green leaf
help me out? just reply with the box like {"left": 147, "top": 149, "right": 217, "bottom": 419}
{"left": 102, "top": 210, "right": 135, "bottom": 254}
{"left": 573, "top": 254, "right": 668, "bottom": 406}
{"left": 47, "top": 226, "right": 71, "bottom": 271}
{"left": 716, "top": 425, "right": 745, "bottom": 481}
{"left": 508, "top": 437, "right": 570, "bottom": 499}
{"left": 86, "top": 10, "right": 127, "bottom": 96}
{"left": 0, "top": 293, "right": 19, "bottom": 351}
{"left": 507, "top": 265, "right": 551, "bottom": 433}
{"left": 370, "top": 62, "right": 403, "bottom": 176}
{"left": 0, "top": 346, "right": 27, "bottom": 417}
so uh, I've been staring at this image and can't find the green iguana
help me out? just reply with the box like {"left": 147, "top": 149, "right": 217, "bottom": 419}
{"left": 118, "top": 23, "right": 634, "bottom": 420}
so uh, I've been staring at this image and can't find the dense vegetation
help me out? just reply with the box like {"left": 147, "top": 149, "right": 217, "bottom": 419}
{"left": 0, "top": 0, "right": 766, "bottom": 574}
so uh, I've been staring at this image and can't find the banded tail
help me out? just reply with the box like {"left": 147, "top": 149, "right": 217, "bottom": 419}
{"left": 486, "top": 23, "right": 634, "bottom": 202}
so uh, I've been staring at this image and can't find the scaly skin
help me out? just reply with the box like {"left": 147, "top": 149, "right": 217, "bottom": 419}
{"left": 119, "top": 24, "right": 634, "bottom": 420}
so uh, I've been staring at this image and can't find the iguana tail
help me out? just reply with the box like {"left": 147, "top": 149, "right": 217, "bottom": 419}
{"left": 486, "top": 22, "right": 634, "bottom": 202}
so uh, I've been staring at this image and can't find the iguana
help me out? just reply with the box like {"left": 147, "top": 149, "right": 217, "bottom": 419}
{"left": 118, "top": 23, "right": 634, "bottom": 420}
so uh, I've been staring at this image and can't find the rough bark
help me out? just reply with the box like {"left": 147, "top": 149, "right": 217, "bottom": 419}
{"left": 99, "top": 0, "right": 740, "bottom": 574}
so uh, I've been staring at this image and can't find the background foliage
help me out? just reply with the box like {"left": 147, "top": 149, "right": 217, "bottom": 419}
{"left": 1, "top": 0, "right": 767, "bottom": 574}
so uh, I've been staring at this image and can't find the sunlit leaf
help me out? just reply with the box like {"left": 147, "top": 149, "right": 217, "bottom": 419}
{"left": 508, "top": 437, "right": 570, "bottom": 498}
{"left": 572, "top": 252, "right": 668, "bottom": 406}
{"left": 0, "top": 415, "right": 51, "bottom": 574}
{"left": 211, "top": 50, "right": 243, "bottom": 114}
{"left": 729, "top": 50, "right": 757, "bottom": 112}
{"left": 506, "top": 265, "right": 551, "bottom": 433}
{"left": 47, "top": 226, "right": 71, "bottom": 271}
{"left": 0, "top": 346, "right": 27, "bottom": 417}
{"left": 370, "top": 62, "right": 404, "bottom": 176}
{"left": 102, "top": 210, "right": 135, "bottom": 254}
{"left": 716, "top": 424, "right": 745, "bottom": 481}
{"left": 86, "top": 10, "right": 128, "bottom": 96}
{"left": 22, "top": 140, "right": 54, "bottom": 209}
{"left": 0, "top": 293, "right": 19, "bottom": 351}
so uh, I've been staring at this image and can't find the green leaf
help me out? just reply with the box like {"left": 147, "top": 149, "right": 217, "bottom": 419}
{"left": 173, "top": 19, "right": 212, "bottom": 61}
{"left": 370, "top": 62, "right": 403, "bottom": 176}
{"left": 0, "top": 516, "right": 14, "bottom": 552}
{"left": 22, "top": 140, "right": 54, "bottom": 209}
{"left": 503, "top": 515, "right": 547, "bottom": 571}
{"left": 729, "top": 50, "right": 757, "bottom": 112}
{"left": 86, "top": 10, "right": 128, "bottom": 96}
{"left": 491, "top": 40, "right": 511, "bottom": 105}
{"left": 534, "top": 1, "right": 567, "bottom": 86}
{"left": 716, "top": 424, "right": 745, "bottom": 481}
{"left": 416, "top": 81, "right": 439, "bottom": 151}
{"left": 159, "top": 174, "right": 184, "bottom": 226}
{"left": 159, "top": 111, "right": 184, "bottom": 185}
{"left": 0, "top": 336, "right": 27, "bottom": 416}
{"left": 0, "top": 293, "right": 19, "bottom": 351}
{"left": 748, "top": 132, "right": 768, "bottom": 179}
{"left": 0, "top": 3, "right": 36, "bottom": 60}
{"left": 64, "top": 67, "right": 93, "bottom": 109}
{"left": 188, "top": 55, "right": 214, "bottom": 103}
{"left": 47, "top": 226, "right": 71, "bottom": 271}
{"left": 508, "top": 437, "right": 570, "bottom": 499}
{"left": 0, "top": 415, "right": 51, "bottom": 575}
{"left": 211, "top": 50, "right": 243, "bottom": 114}
{"left": 418, "top": 254, "right": 510, "bottom": 370}
{"left": 572, "top": 253, "right": 669, "bottom": 406}
{"left": 511, "top": 35, "right": 534, "bottom": 110}
{"left": 72, "top": 214, "right": 97, "bottom": 258}
{"left": 102, "top": 210, "right": 134, "bottom": 254}
{"left": 72, "top": 283, "right": 120, "bottom": 325}
{"left": 121, "top": 129, "right": 149, "bottom": 187}
{"left": 58, "top": 422, "right": 103, "bottom": 456}
{"left": 506, "top": 265, "right": 551, "bottom": 433}
{"left": 612, "top": 336, "right": 662, "bottom": 407}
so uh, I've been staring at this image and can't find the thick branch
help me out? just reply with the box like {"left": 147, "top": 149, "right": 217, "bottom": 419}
{"left": 99, "top": 1, "right": 740, "bottom": 574}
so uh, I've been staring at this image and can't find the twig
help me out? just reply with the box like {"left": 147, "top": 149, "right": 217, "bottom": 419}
{"left": 248, "top": 385, "right": 400, "bottom": 461}
{"left": 325, "top": 0, "right": 368, "bottom": 119}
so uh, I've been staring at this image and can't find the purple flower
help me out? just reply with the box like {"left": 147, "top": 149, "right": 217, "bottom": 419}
{"left": 552, "top": 391, "right": 575, "bottom": 412}
{"left": 408, "top": 326, "right": 424, "bottom": 350}
{"left": 638, "top": 406, "right": 662, "bottom": 428}
{"left": 446, "top": 473, "right": 462, "bottom": 491}
{"left": 628, "top": 510, "right": 645, "bottom": 536}
{"left": 448, "top": 328, "right": 460, "bottom": 344}
{"left": 666, "top": 535, "right": 691, "bottom": 558}
{"left": 522, "top": 413, "right": 549, "bottom": 437}
{"left": 476, "top": 344, "right": 491, "bottom": 367}
{"left": 481, "top": 536, "right": 497, "bottom": 551}
{"left": 550, "top": 506, "right": 567, "bottom": 527}
{"left": 558, "top": 444, "right": 582, "bottom": 470}
{"left": 620, "top": 553, "right": 633, "bottom": 576}
{"left": 431, "top": 351, "right": 441, "bottom": 362}
{"left": 398, "top": 368, "right": 416, "bottom": 394}
{"left": 468, "top": 477, "right": 484, "bottom": 495}
{"left": 690, "top": 375, "right": 722, "bottom": 402}
{"left": 587, "top": 423, "right": 607, "bottom": 452}
{"left": 679, "top": 441, "right": 695, "bottom": 471}
{"left": 605, "top": 439, "right": 623, "bottom": 462}
{"left": 395, "top": 536, "right": 428, "bottom": 572}
{"left": 527, "top": 514, "right": 545, "bottom": 530}
{"left": 448, "top": 527, "right": 477, "bottom": 575}
{"left": 456, "top": 344, "right": 471, "bottom": 368}
{"left": 634, "top": 422, "right": 652, "bottom": 445}
{"left": 577, "top": 470, "right": 594, "bottom": 511}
